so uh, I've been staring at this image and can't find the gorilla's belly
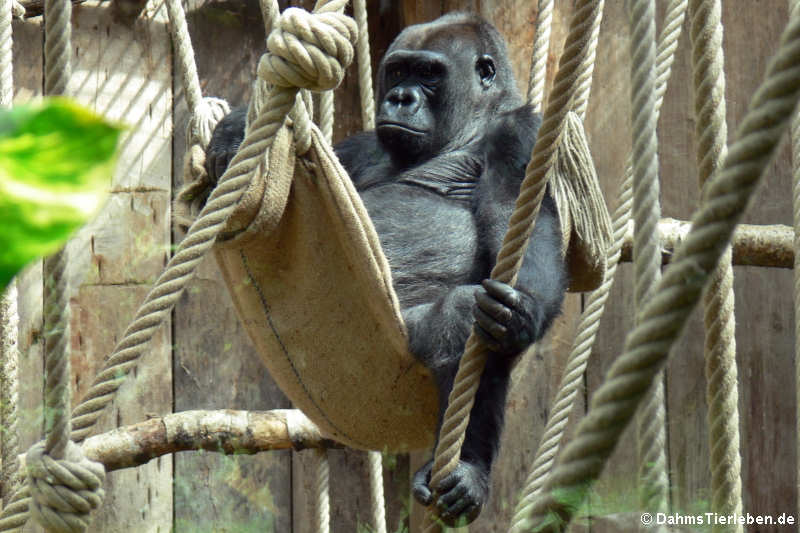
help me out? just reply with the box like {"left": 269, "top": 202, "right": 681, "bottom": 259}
{"left": 360, "top": 184, "right": 480, "bottom": 307}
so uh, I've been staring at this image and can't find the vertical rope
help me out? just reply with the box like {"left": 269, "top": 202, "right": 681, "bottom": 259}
{"left": 309, "top": 450, "right": 330, "bottom": 533}
{"left": 0, "top": 283, "right": 20, "bottom": 506}
{"left": 367, "top": 451, "right": 387, "bottom": 533}
{"left": 508, "top": 5, "right": 688, "bottom": 528}
{"left": 628, "top": 0, "right": 670, "bottom": 521}
{"left": 527, "top": 0, "right": 554, "bottom": 113}
{"left": 165, "top": 0, "right": 229, "bottom": 148}
{"left": 319, "top": 90, "right": 334, "bottom": 143}
{"left": 0, "top": 0, "right": 12, "bottom": 107}
{"left": 42, "top": 0, "right": 72, "bottom": 462}
{"left": 165, "top": 0, "right": 201, "bottom": 114}
{"left": 353, "top": 0, "right": 374, "bottom": 129}
{"left": 424, "top": 2, "right": 604, "bottom": 530}
{"left": 688, "top": 0, "right": 743, "bottom": 531}
{"left": 571, "top": 0, "right": 603, "bottom": 120}
{"left": 515, "top": 5, "right": 800, "bottom": 529}
{"left": 0, "top": 0, "right": 18, "bottom": 505}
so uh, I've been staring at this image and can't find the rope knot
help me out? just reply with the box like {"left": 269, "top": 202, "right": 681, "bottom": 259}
{"left": 187, "top": 96, "right": 231, "bottom": 148}
{"left": 258, "top": 7, "right": 358, "bottom": 92}
{"left": 26, "top": 441, "right": 106, "bottom": 533}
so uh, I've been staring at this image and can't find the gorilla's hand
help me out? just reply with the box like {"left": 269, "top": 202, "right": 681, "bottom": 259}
{"left": 473, "top": 279, "right": 538, "bottom": 358}
{"left": 206, "top": 106, "right": 247, "bottom": 184}
{"left": 412, "top": 459, "right": 487, "bottom": 527}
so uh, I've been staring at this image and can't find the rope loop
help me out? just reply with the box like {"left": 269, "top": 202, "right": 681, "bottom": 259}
{"left": 187, "top": 96, "right": 231, "bottom": 148}
{"left": 258, "top": 7, "right": 357, "bottom": 92}
{"left": 26, "top": 441, "right": 105, "bottom": 533}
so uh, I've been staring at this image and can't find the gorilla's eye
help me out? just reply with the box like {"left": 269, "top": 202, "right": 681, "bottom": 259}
{"left": 477, "top": 55, "right": 496, "bottom": 85}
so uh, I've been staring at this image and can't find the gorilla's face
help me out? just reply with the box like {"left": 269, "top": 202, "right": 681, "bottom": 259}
{"left": 375, "top": 15, "right": 516, "bottom": 168}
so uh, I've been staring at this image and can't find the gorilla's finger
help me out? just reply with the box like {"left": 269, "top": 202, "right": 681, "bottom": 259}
{"left": 482, "top": 279, "right": 521, "bottom": 310}
{"left": 412, "top": 463, "right": 434, "bottom": 506}
{"left": 438, "top": 481, "right": 467, "bottom": 507}
{"left": 474, "top": 324, "right": 503, "bottom": 352}
{"left": 441, "top": 499, "right": 477, "bottom": 524}
{"left": 473, "top": 307, "right": 507, "bottom": 341}
{"left": 475, "top": 289, "right": 512, "bottom": 324}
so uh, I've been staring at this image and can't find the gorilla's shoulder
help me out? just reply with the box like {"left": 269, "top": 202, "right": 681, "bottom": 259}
{"left": 483, "top": 104, "right": 542, "bottom": 175}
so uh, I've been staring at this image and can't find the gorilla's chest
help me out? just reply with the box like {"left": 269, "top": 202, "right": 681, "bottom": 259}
{"left": 360, "top": 183, "right": 480, "bottom": 303}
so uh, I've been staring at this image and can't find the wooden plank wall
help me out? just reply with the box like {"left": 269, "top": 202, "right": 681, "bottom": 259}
{"left": 6, "top": 1, "right": 798, "bottom": 532}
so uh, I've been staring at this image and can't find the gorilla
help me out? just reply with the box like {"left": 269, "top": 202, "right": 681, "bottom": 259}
{"left": 205, "top": 12, "right": 567, "bottom": 526}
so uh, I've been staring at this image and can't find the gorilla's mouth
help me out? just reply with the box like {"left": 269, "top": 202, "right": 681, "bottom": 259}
{"left": 376, "top": 122, "right": 427, "bottom": 135}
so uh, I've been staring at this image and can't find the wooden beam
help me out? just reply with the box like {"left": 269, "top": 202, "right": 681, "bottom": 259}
{"left": 17, "top": 409, "right": 337, "bottom": 473}
{"left": 620, "top": 218, "right": 794, "bottom": 269}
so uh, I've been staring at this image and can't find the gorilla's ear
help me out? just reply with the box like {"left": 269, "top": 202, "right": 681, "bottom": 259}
{"left": 477, "top": 55, "right": 496, "bottom": 88}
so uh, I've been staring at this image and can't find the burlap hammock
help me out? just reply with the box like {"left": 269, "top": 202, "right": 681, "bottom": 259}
{"left": 175, "top": 103, "right": 610, "bottom": 452}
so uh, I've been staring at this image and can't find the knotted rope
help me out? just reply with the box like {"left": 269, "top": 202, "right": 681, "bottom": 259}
{"left": 424, "top": 1, "right": 604, "bottom": 529}
{"left": 513, "top": 5, "right": 800, "bottom": 529}
{"left": 689, "top": 1, "right": 744, "bottom": 531}
{"left": 165, "top": 0, "right": 229, "bottom": 148}
{"left": 5, "top": 2, "right": 110, "bottom": 532}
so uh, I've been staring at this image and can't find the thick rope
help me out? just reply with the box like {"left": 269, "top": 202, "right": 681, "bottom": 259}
{"left": 366, "top": 451, "right": 387, "bottom": 533}
{"left": 792, "top": 0, "right": 800, "bottom": 525}
{"left": 514, "top": 7, "right": 800, "bottom": 530}
{"left": 0, "top": 0, "right": 17, "bottom": 502}
{"left": 527, "top": 0, "right": 553, "bottom": 113}
{"left": 42, "top": 250, "right": 71, "bottom": 462}
{"left": 0, "top": 283, "right": 20, "bottom": 506}
{"left": 165, "top": 0, "right": 229, "bottom": 148}
{"left": 424, "top": 2, "right": 604, "bottom": 529}
{"left": 319, "top": 90, "right": 334, "bottom": 143}
{"left": 0, "top": 0, "right": 11, "bottom": 107}
{"left": 509, "top": 5, "right": 687, "bottom": 526}
{"left": 627, "top": 0, "right": 670, "bottom": 522}
{"left": 571, "top": 2, "right": 602, "bottom": 120}
{"left": 309, "top": 449, "right": 330, "bottom": 533}
{"left": 689, "top": 1, "right": 744, "bottom": 531}
{"left": 43, "top": 0, "right": 69, "bottom": 96}
{"left": 353, "top": 0, "right": 374, "bottom": 130}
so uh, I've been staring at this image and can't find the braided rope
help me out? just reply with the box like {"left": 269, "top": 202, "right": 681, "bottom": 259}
{"left": 689, "top": 1, "right": 744, "bottom": 531}
{"left": 43, "top": 0, "right": 70, "bottom": 95}
{"left": 165, "top": 0, "right": 229, "bottom": 148}
{"left": 0, "top": 282, "right": 20, "bottom": 505}
{"left": 319, "top": 90, "right": 334, "bottom": 143}
{"left": 310, "top": 449, "right": 330, "bottom": 533}
{"left": 571, "top": 1, "right": 603, "bottom": 120}
{"left": 367, "top": 451, "right": 387, "bottom": 533}
{"left": 508, "top": 4, "right": 687, "bottom": 527}
{"left": 42, "top": 250, "right": 71, "bottom": 461}
{"left": 791, "top": 0, "right": 800, "bottom": 525}
{"left": 424, "top": 2, "right": 604, "bottom": 529}
{"left": 627, "top": 0, "right": 670, "bottom": 520}
{"left": 353, "top": 0, "right": 374, "bottom": 130}
{"left": 516, "top": 8, "right": 800, "bottom": 530}
{"left": 527, "top": 0, "right": 553, "bottom": 113}
{"left": 0, "top": 0, "right": 11, "bottom": 107}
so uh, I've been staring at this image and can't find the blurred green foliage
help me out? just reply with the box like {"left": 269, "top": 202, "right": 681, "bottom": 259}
{"left": 0, "top": 97, "right": 120, "bottom": 292}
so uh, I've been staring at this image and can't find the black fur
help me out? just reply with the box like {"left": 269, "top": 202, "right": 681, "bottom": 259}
{"left": 205, "top": 12, "right": 567, "bottom": 526}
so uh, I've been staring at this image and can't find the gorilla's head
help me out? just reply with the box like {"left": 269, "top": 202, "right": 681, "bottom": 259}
{"left": 375, "top": 13, "right": 522, "bottom": 167}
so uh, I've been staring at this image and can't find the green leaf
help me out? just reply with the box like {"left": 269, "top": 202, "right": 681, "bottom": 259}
{"left": 0, "top": 98, "right": 121, "bottom": 292}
